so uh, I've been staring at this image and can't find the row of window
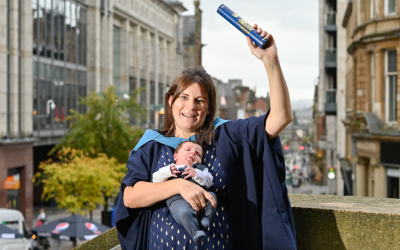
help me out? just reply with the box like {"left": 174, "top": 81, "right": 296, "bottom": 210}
{"left": 33, "top": 80, "right": 87, "bottom": 131}
{"left": 370, "top": 0, "right": 397, "bottom": 18}
{"left": 33, "top": 62, "right": 86, "bottom": 84}
{"left": 32, "top": 0, "right": 87, "bottom": 65}
{"left": 33, "top": 62, "right": 87, "bottom": 131}
{"left": 113, "top": 0, "right": 173, "bottom": 32}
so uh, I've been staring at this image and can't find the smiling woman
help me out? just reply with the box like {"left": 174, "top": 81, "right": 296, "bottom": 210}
{"left": 116, "top": 24, "right": 296, "bottom": 250}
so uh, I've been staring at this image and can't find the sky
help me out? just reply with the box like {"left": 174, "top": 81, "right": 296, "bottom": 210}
{"left": 178, "top": 0, "right": 319, "bottom": 101}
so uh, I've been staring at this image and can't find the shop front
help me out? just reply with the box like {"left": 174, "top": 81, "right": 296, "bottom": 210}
{"left": 0, "top": 141, "right": 34, "bottom": 228}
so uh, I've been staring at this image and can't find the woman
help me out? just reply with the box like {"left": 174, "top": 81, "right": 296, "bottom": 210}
{"left": 116, "top": 24, "right": 296, "bottom": 250}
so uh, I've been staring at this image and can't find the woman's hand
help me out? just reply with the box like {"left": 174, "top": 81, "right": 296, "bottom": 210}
{"left": 177, "top": 179, "right": 217, "bottom": 212}
{"left": 246, "top": 24, "right": 278, "bottom": 62}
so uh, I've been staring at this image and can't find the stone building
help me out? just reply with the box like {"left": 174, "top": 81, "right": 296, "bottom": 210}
{"left": 182, "top": 0, "right": 202, "bottom": 68}
{"left": 212, "top": 78, "right": 237, "bottom": 120}
{"left": 342, "top": 0, "right": 400, "bottom": 198}
{"left": 317, "top": 0, "right": 348, "bottom": 195}
{"left": 0, "top": 0, "right": 187, "bottom": 225}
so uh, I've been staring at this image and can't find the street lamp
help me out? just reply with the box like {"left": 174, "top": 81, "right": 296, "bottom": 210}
{"left": 155, "top": 108, "right": 165, "bottom": 130}
{"left": 46, "top": 99, "right": 56, "bottom": 115}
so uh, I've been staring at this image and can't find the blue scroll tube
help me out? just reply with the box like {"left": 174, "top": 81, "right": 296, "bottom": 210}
{"left": 217, "top": 4, "right": 269, "bottom": 49}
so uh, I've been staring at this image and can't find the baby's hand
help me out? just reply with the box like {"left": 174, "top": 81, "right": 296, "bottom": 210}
{"left": 170, "top": 164, "right": 180, "bottom": 177}
{"left": 183, "top": 166, "right": 197, "bottom": 179}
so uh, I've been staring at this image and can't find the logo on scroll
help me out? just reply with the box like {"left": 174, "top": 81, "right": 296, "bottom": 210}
{"left": 237, "top": 19, "right": 254, "bottom": 34}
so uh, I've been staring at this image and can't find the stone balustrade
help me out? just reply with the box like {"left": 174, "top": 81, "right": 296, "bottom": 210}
{"left": 75, "top": 194, "right": 400, "bottom": 250}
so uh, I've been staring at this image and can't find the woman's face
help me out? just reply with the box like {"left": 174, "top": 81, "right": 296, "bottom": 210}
{"left": 169, "top": 83, "right": 209, "bottom": 136}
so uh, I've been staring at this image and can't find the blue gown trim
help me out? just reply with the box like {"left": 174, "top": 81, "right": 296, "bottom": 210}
{"left": 131, "top": 117, "right": 230, "bottom": 154}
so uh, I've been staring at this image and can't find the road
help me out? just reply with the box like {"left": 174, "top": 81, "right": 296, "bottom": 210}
{"left": 285, "top": 147, "right": 329, "bottom": 195}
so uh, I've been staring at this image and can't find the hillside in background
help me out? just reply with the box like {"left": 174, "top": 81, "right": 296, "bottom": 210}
{"left": 291, "top": 99, "right": 313, "bottom": 111}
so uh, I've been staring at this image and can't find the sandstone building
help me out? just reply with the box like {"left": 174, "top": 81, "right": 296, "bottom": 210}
{"left": 342, "top": 0, "right": 400, "bottom": 198}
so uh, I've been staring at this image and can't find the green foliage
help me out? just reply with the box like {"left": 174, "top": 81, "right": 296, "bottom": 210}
{"left": 50, "top": 86, "right": 146, "bottom": 163}
{"left": 293, "top": 111, "right": 298, "bottom": 125}
{"left": 34, "top": 148, "right": 126, "bottom": 215}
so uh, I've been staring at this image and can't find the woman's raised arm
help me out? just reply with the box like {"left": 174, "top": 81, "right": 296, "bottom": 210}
{"left": 246, "top": 24, "right": 293, "bottom": 138}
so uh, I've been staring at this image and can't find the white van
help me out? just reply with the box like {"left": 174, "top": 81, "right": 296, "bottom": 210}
{"left": 0, "top": 209, "right": 35, "bottom": 250}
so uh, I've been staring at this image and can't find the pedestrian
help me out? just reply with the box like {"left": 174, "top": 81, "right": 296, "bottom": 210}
{"left": 116, "top": 24, "right": 296, "bottom": 250}
{"left": 36, "top": 208, "right": 50, "bottom": 249}
{"left": 35, "top": 208, "right": 46, "bottom": 228}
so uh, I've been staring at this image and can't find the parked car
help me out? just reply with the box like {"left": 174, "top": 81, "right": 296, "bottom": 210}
{"left": 0, "top": 208, "right": 36, "bottom": 250}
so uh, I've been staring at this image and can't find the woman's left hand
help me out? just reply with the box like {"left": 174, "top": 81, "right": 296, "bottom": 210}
{"left": 247, "top": 24, "right": 278, "bottom": 62}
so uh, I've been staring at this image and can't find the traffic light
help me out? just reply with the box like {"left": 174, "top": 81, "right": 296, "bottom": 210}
{"left": 328, "top": 167, "right": 336, "bottom": 180}
{"left": 299, "top": 145, "right": 305, "bottom": 151}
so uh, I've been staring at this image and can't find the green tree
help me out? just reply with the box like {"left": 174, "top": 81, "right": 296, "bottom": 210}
{"left": 51, "top": 86, "right": 146, "bottom": 163}
{"left": 34, "top": 148, "right": 126, "bottom": 215}
{"left": 293, "top": 111, "right": 298, "bottom": 125}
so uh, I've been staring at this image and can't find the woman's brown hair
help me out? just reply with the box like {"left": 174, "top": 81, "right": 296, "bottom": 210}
{"left": 160, "top": 66, "right": 217, "bottom": 146}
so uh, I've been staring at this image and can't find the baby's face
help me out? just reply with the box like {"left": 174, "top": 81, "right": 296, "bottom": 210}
{"left": 174, "top": 142, "right": 203, "bottom": 167}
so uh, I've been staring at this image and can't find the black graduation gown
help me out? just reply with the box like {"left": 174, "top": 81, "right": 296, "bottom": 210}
{"left": 115, "top": 113, "right": 297, "bottom": 250}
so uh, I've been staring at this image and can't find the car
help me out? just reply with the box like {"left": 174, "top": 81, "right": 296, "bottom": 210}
{"left": 0, "top": 208, "right": 37, "bottom": 250}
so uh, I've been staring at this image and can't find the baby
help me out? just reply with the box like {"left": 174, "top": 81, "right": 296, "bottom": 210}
{"left": 152, "top": 141, "right": 217, "bottom": 243}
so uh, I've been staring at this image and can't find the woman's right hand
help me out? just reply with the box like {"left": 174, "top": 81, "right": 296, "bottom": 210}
{"left": 177, "top": 179, "right": 217, "bottom": 212}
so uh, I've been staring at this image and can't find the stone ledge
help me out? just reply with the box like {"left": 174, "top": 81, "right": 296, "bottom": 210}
{"left": 289, "top": 194, "right": 400, "bottom": 250}
{"left": 74, "top": 227, "right": 119, "bottom": 250}
{"left": 75, "top": 194, "right": 400, "bottom": 250}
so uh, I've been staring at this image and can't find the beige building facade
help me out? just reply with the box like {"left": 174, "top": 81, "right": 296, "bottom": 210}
{"left": 0, "top": 0, "right": 188, "bottom": 226}
{"left": 317, "top": 0, "right": 347, "bottom": 195}
{"left": 87, "top": 0, "right": 186, "bottom": 128}
{"left": 342, "top": 0, "right": 400, "bottom": 198}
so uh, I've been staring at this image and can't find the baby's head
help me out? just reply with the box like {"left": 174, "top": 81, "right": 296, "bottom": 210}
{"left": 174, "top": 141, "right": 203, "bottom": 167}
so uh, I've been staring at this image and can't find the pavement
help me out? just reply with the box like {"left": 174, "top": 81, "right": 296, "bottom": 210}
{"left": 31, "top": 207, "right": 104, "bottom": 250}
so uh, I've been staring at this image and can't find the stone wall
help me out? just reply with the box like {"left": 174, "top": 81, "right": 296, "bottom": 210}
{"left": 75, "top": 194, "right": 400, "bottom": 250}
{"left": 291, "top": 194, "right": 400, "bottom": 250}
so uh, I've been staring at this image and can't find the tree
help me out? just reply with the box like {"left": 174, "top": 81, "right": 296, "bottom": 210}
{"left": 34, "top": 148, "right": 126, "bottom": 215}
{"left": 293, "top": 111, "right": 298, "bottom": 125}
{"left": 50, "top": 86, "right": 146, "bottom": 164}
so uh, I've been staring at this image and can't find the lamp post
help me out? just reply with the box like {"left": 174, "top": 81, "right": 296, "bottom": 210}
{"left": 155, "top": 107, "right": 165, "bottom": 130}
{"left": 46, "top": 99, "right": 56, "bottom": 115}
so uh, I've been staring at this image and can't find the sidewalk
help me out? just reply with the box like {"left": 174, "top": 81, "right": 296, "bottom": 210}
{"left": 31, "top": 207, "right": 104, "bottom": 250}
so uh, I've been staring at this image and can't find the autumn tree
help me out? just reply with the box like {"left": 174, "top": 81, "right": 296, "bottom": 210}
{"left": 38, "top": 86, "right": 146, "bottom": 216}
{"left": 50, "top": 85, "right": 146, "bottom": 164}
{"left": 34, "top": 148, "right": 126, "bottom": 215}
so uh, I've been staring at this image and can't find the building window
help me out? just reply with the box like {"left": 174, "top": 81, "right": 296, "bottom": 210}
{"left": 150, "top": 81, "right": 155, "bottom": 105}
{"left": 32, "top": 0, "right": 87, "bottom": 134}
{"left": 385, "top": 50, "right": 397, "bottom": 123}
{"left": 140, "top": 77, "right": 147, "bottom": 107}
{"left": 113, "top": 26, "right": 121, "bottom": 93}
{"left": 371, "top": 53, "right": 375, "bottom": 111}
{"left": 385, "top": 0, "right": 396, "bottom": 15}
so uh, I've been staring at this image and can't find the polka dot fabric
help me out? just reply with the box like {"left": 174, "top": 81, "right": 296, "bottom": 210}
{"left": 149, "top": 143, "right": 232, "bottom": 250}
